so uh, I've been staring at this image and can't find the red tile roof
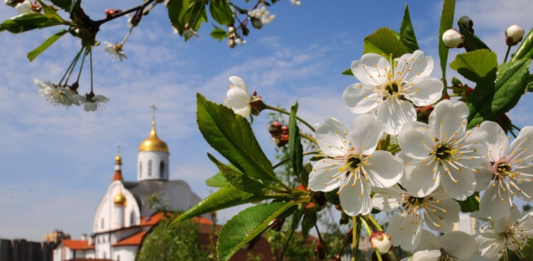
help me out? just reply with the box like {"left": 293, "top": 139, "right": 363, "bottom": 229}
{"left": 113, "top": 230, "right": 148, "bottom": 246}
{"left": 62, "top": 240, "right": 94, "bottom": 250}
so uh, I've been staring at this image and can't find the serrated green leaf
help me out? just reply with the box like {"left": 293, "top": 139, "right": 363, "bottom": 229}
{"left": 459, "top": 23, "right": 490, "bottom": 52}
{"left": 466, "top": 59, "right": 530, "bottom": 128}
{"left": 449, "top": 49, "right": 497, "bottom": 83}
{"left": 0, "top": 13, "right": 63, "bottom": 33}
{"left": 37, "top": 0, "right": 64, "bottom": 22}
{"left": 457, "top": 192, "right": 479, "bottom": 213}
{"left": 27, "top": 29, "right": 67, "bottom": 61}
{"left": 167, "top": 0, "right": 189, "bottom": 35}
{"left": 527, "top": 75, "right": 533, "bottom": 92}
{"left": 217, "top": 201, "right": 298, "bottom": 261}
{"left": 291, "top": 207, "right": 303, "bottom": 230}
{"left": 289, "top": 102, "right": 303, "bottom": 181}
{"left": 301, "top": 212, "right": 317, "bottom": 239}
{"left": 364, "top": 28, "right": 408, "bottom": 59}
{"left": 183, "top": 1, "right": 207, "bottom": 32}
{"left": 196, "top": 93, "right": 280, "bottom": 184}
{"left": 209, "top": 0, "right": 234, "bottom": 26}
{"left": 341, "top": 68, "right": 353, "bottom": 76}
{"left": 205, "top": 172, "right": 230, "bottom": 187}
{"left": 513, "top": 28, "right": 533, "bottom": 61}
{"left": 171, "top": 185, "right": 267, "bottom": 225}
{"left": 210, "top": 26, "right": 226, "bottom": 41}
{"left": 207, "top": 153, "right": 267, "bottom": 195}
{"left": 438, "top": 0, "right": 456, "bottom": 86}
{"left": 399, "top": 4, "right": 419, "bottom": 53}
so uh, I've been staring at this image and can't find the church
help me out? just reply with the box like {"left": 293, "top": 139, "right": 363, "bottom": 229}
{"left": 52, "top": 115, "right": 207, "bottom": 261}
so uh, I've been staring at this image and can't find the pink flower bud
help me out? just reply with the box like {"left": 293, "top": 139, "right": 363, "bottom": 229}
{"left": 268, "top": 121, "right": 282, "bottom": 134}
{"left": 442, "top": 29, "right": 464, "bottom": 48}
{"left": 370, "top": 231, "right": 392, "bottom": 254}
{"left": 506, "top": 25, "right": 525, "bottom": 46}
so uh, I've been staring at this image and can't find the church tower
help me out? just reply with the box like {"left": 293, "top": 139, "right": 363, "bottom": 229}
{"left": 137, "top": 105, "right": 169, "bottom": 181}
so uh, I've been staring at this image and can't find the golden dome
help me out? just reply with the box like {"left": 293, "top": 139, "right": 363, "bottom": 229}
{"left": 115, "top": 154, "right": 122, "bottom": 164}
{"left": 138, "top": 122, "right": 169, "bottom": 153}
{"left": 114, "top": 188, "right": 127, "bottom": 206}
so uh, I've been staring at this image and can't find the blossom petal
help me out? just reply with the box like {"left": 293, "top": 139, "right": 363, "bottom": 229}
{"left": 479, "top": 121, "right": 509, "bottom": 161}
{"left": 371, "top": 186, "right": 403, "bottom": 212}
{"left": 396, "top": 50, "right": 434, "bottom": 80}
{"left": 439, "top": 162, "right": 476, "bottom": 200}
{"left": 510, "top": 179, "right": 533, "bottom": 201}
{"left": 343, "top": 83, "right": 381, "bottom": 114}
{"left": 84, "top": 102, "right": 97, "bottom": 112}
{"left": 308, "top": 159, "right": 345, "bottom": 192}
{"left": 475, "top": 233, "right": 505, "bottom": 260}
{"left": 409, "top": 250, "right": 440, "bottom": 261}
{"left": 348, "top": 114, "right": 383, "bottom": 155}
{"left": 413, "top": 230, "right": 441, "bottom": 251}
{"left": 339, "top": 175, "right": 372, "bottom": 216}
{"left": 474, "top": 165, "right": 494, "bottom": 192}
{"left": 315, "top": 117, "right": 349, "bottom": 157}
{"left": 351, "top": 53, "right": 389, "bottom": 86}
{"left": 440, "top": 231, "right": 477, "bottom": 260}
{"left": 398, "top": 121, "right": 433, "bottom": 159}
{"left": 428, "top": 100, "right": 469, "bottom": 140}
{"left": 363, "top": 150, "right": 404, "bottom": 188}
{"left": 375, "top": 96, "right": 417, "bottom": 135}
{"left": 424, "top": 198, "right": 460, "bottom": 232}
{"left": 228, "top": 76, "right": 250, "bottom": 96}
{"left": 387, "top": 212, "right": 422, "bottom": 251}
{"left": 403, "top": 162, "right": 440, "bottom": 197}
{"left": 403, "top": 76, "right": 443, "bottom": 106}
{"left": 492, "top": 206, "right": 520, "bottom": 233}
{"left": 224, "top": 87, "right": 250, "bottom": 117}
{"left": 509, "top": 126, "right": 533, "bottom": 162}
{"left": 479, "top": 182, "right": 513, "bottom": 220}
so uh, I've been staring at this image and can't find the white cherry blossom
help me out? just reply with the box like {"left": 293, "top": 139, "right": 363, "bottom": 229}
{"left": 476, "top": 206, "right": 533, "bottom": 260}
{"left": 343, "top": 50, "right": 443, "bottom": 135}
{"left": 15, "top": 0, "right": 33, "bottom": 14}
{"left": 73, "top": 93, "right": 110, "bottom": 112}
{"left": 308, "top": 115, "right": 404, "bottom": 216}
{"left": 398, "top": 100, "right": 488, "bottom": 200}
{"left": 34, "top": 79, "right": 78, "bottom": 107}
{"left": 475, "top": 121, "right": 533, "bottom": 220}
{"left": 404, "top": 230, "right": 490, "bottom": 261}
{"left": 372, "top": 185, "right": 460, "bottom": 250}
{"left": 224, "top": 76, "right": 252, "bottom": 118}
{"left": 104, "top": 42, "right": 127, "bottom": 62}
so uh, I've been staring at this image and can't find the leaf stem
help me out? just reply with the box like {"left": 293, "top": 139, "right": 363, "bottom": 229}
{"left": 366, "top": 215, "right": 383, "bottom": 232}
{"left": 59, "top": 47, "right": 84, "bottom": 85}
{"left": 75, "top": 48, "right": 88, "bottom": 83}
{"left": 277, "top": 226, "right": 296, "bottom": 261}
{"left": 314, "top": 224, "right": 323, "bottom": 242}
{"left": 120, "top": 24, "right": 135, "bottom": 47}
{"left": 272, "top": 151, "right": 318, "bottom": 170}
{"left": 89, "top": 48, "right": 93, "bottom": 93}
{"left": 265, "top": 105, "right": 315, "bottom": 132}
{"left": 504, "top": 45, "right": 512, "bottom": 63}
{"left": 351, "top": 216, "right": 360, "bottom": 261}
{"left": 299, "top": 132, "right": 317, "bottom": 144}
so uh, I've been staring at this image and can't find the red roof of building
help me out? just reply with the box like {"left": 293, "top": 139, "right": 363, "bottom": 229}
{"left": 113, "top": 230, "right": 148, "bottom": 246}
{"left": 62, "top": 239, "right": 94, "bottom": 250}
{"left": 112, "top": 170, "right": 123, "bottom": 182}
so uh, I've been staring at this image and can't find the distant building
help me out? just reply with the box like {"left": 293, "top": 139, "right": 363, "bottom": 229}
{"left": 453, "top": 213, "right": 479, "bottom": 235}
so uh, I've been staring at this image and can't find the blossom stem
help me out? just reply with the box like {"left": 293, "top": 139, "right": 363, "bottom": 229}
{"left": 75, "top": 48, "right": 88, "bottom": 84}
{"left": 277, "top": 225, "right": 296, "bottom": 261}
{"left": 121, "top": 25, "right": 135, "bottom": 47}
{"left": 314, "top": 224, "right": 323, "bottom": 242}
{"left": 272, "top": 151, "right": 318, "bottom": 169}
{"left": 265, "top": 105, "right": 315, "bottom": 132}
{"left": 366, "top": 215, "right": 383, "bottom": 232}
{"left": 59, "top": 47, "right": 84, "bottom": 85}
{"left": 351, "top": 216, "right": 360, "bottom": 261}
{"left": 89, "top": 48, "right": 94, "bottom": 93}
{"left": 504, "top": 46, "right": 512, "bottom": 63}
{"left": 300, "top": 132, "right": 317, "bottom": 144}
{"left": 359, "top": 216, "right": 372, "bottom": 235}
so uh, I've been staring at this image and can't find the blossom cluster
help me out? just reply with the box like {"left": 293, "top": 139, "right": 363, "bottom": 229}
{"left": 34, "top": 79, "right": 109, "bottom": 111}
{"left": 225, "top": 49, "right": 533, "bottom": 260}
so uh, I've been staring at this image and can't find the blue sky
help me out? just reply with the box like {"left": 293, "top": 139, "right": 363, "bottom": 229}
{"left": 1, "top": 0, "right": 533, "bottom": 241}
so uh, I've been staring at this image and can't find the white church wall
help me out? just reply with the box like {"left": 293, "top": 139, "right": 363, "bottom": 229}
{"left": 138, "top": 151, "right": 169, "bottom": 181}
{"left": 113, "top": 246, "right": 138, "bottom": 261}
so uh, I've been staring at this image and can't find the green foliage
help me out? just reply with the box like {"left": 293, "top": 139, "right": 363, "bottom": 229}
{"left": 449, "top": 49, "right": 497, "bottom": 83}
{"left": 458, "top": 23, "right": 490, "bottom": 52}
{"left": 37, "top": 0, "right": 65, "bottom": 22}
{"left": 196, "top": 93, "right": 280, "bottom": 184}
{"left": 50, "top": 0, "right": 73, "bottom": 10}
{"left": 136, "top": 213, "right": 210, "bottom": 261}
{"left": 438, "top": 0, "right": 456, "bottom": 86}
{"left": 209, "top": 0, "right": 234, "bottom": 26}
{"left": 266, "top": 226, "right": 315, "bottom": 261}
{"left": 210, "top": 26, "right": 227, "bottom": 41}
{"left": 27, "top": 29, "right": 68, "bottom": 61}
{"left": 0, "top": 13, "right": 64, "bottom": 33}
{"left": 513, "top": 28, "right": 533, "bottom": 61}
{"left": 363, "top": 28, "right": 408, "bottom": 59}
{"left": 205, "top": 172, "right": 231, "bottom": 187}
{"left": 300, "top": 212, "right": 317, "bottom": 239}
{"left": 466, "top": 59, "right": 530, "bottom": 129}
{"left": 457, "top": 192, "right": 479, "bottom": 213}
{"left": 208, "top": 153, "right": 266, "bottom": 195}
{"left": 289, "top": 102, "right": 303, "bottom": 181}
{"left": 399, "top": 4, "right": 419, "bottom": 53}
{"left": 217, "top": 201, "right": 299, "bottom": 261}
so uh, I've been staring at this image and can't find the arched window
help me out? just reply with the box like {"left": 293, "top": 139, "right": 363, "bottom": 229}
{"left": 148, "top": 160, "right": 152, "bottom": 176}
{"left": 130, "top": 212, "right": 135, "bottom": 225}
{"left": 139, "top": 161, "right": 142, "bottom": 178}
{"left": 160, "top": 161, "right": 165, "bottom": 178}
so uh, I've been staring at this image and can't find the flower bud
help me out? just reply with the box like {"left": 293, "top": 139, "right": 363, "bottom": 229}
{"left": 268, "top": 218, "right": 285, "bottom": 232}
{"left": 268, "top": 121, "right": 282, "bottom": 135}
{"left": 314, "top": 239, "right": 328, "bottom": 260}
{"left": 458, "top": 16, "right": 474, "bottom": 33}
{"left": 506, "top": 25, "right": 525, "bottom": 46}
{"left": 227, "top": 38, "right": 236, "bottom": 48}
{"left": 442, "top": 29, "right": 464, "bottom": 48}
{"left": 105, "top": 9, "right": 117, "bottom": 17}
{"left": 370, "top": 231, "right": 392, "bottom": 254}
{"left": 251, "top": 17, "right": 263, "bottom": 29}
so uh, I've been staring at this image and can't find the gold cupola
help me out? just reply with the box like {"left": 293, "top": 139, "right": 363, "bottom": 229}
{"left": 114, "top": 188, "right": 127, "bottom": 206}
{"left": 138, "top": 121, "right": 169, "bottom": 153}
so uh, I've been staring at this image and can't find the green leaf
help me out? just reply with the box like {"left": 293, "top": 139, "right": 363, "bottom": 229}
{"left": 341, "top": 68, "right": 353, "bottom": 76}
{"left": 210, "top": 26, "right": 227, "bottom": 41}
{"left": 458, "top": 23, "right": 490, "bottom": 52}
{"left": 325, "top": 189, "right": 340, "bottom": 205}
{"left": 207, "top": 153, "right": 267, "bottom": 195}
{"left": 399, "top": 4, "right": 419, "bottom": 53}
{"left": 209, "top": 0, "right": 234, "bottom": 26}
{"left": 167, "top": 0, "right": 189, "bottom": 35}
{"left": 27, "top": 29, "right": 67, "bottom": 61}
{"left": 183, "top": 1, "right": 207, "bottom": 32}
{"left": 438, "top": 0, "right": 456, "bottom": 86}
{"left": 364, "top": 28, "right": 408, "bottom": 59}
{"left": 300, "top": 163, "right": 312, "bottom": 187}
{"left": 449, "top": 49, "right": 497, "bottom": 83}
{"left": 0, "top": 13, "right": 63, "bottom": 33}
{"left": 466, "top": 59, "right": 530, "bottom": 128}
{"left": 217, "top": 201, "right": 298, "bottom": 261}
{"left": 513, "top": 27, "right": 533, "bottom": 61}
{"left": 301, "top": 212, "right": 317, "bottom": 239}
{"left": 37, "top": 0, "right": 64, "bottom": 23}
{"left": 196, "top": 93, "right": 279, "bottom": 184}
{"left": 527, "top": 74, "right": 533, "bottom": 92}
{"left": 50, "top": 0, "right": 72, "bottom": 10}
{"left": 205, "top": 172, "right": 230, "bottom": 187}
{"left": 171, "top": 185, "right": 267, "bottom": 225}
{"left": 457, "top": 192, "right": 479, "bottom": 212}
{"left": 289, "top": 102, "right": 303, "bottom": 181}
